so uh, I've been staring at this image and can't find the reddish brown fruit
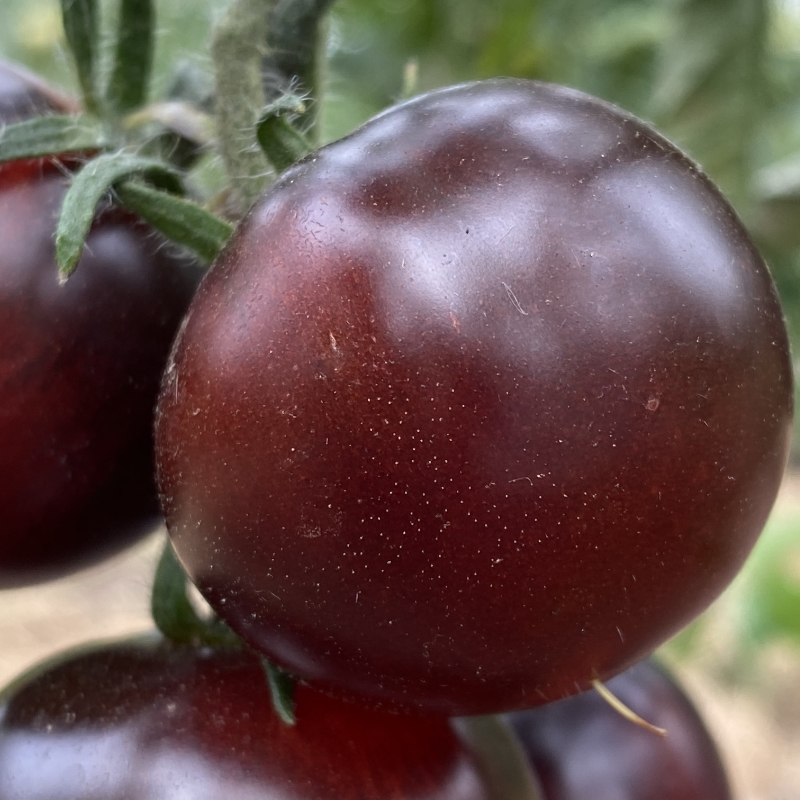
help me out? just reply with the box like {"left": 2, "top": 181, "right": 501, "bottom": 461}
{"left": 157, "top": 79, "right": 793, "bottom": 714}
{"left": 506, "top": 660, "right": 732, "bottom": 800}
{"left": 0, "top": 62, "right": 197, "bottom": 585}
{"left": 0, "top": 637, "right": 491, "bottom": 800}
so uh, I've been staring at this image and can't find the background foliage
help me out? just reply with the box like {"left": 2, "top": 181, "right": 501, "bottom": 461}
{"left": 1, "top": 0, "right": 799, "bottom": 670}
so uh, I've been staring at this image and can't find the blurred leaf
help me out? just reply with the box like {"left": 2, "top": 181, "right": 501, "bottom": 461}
{"left": 0, "top": 114, "right": 105, "bottom": 162}
{"left": 61, "top": 0, "right": 100, "bottom": 114}
{"left": 738, "top": 508, "right": 800, "bottom": 645}
{"left": 651, "top": 0, "right": 769, "bottom": 208}
{"left": 262, "top": 659, "right": 297, "bottom": 726}
{"left": 106, "top": 0, "right": 155, "bottom": 115}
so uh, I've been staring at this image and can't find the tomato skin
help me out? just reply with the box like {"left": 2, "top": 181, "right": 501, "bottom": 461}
{"left": 0, "top": 637, "right": 490, "bottom": 800}
{"left": 157, "top": 79, "right": 793, "bottom": 714}
{"left": 0, "top": 61, "right": 78, "bottom": 125}
{"left": 0, "top": 62, "right": 197, "bottom": 585}
{"left": 506, "top": 660, "right": 732, "bottom": 800}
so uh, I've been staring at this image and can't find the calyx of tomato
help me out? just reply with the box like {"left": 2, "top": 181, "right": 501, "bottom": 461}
{"left": 0, "top": 0, "right": 327, "bottom": 280}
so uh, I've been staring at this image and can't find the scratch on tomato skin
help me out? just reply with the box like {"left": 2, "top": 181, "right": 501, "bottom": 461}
{"left": 449, "top": 310, "right": 460, "bottom": 333}
{"left": 501, "top": 281, "right": 529, "bottom": 315}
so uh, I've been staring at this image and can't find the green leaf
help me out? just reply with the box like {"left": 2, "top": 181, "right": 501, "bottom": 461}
{"left": 114, "top": 181, "right": 234, "bottom": 264}
{"left": 55, "top": 152, "right": 183, "bottom": 279}
{"left": 262, "top": 659, "right": 297, "bottom": 726}
{"left": 151, "top": 540, "right": 242, "bottom": 648}
{"left": 256, "top": 96, "right": 313, "bottom": 173}
{"left": 61, "top": 0, "right": 100, "bottom": 115}
{"left": 0, "top": 115, "right": 106, "bottom": 163}
{"left": 151, "top": 540, "right": 207, "bottom": 644}
{"left": 106, "top": 0, "right": 155, "bottom": 115}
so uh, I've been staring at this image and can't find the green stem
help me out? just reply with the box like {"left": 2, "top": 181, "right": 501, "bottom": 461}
{"left": 211, "top": 0, "right": 274, "bottom": 215}
{"left": 262, "top": 0, "right": 337, "bottom": 142}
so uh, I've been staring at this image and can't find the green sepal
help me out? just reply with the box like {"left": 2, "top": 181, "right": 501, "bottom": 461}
{"left": 0, "top": 115, "right": 106, "bottom": 164}
{"left": 114, "top": 181, "right": 234, "bottom": 264}
{"left": 262, "top": 658, "right": 297, "bottom": 726}
{"left": 256, "top": 96, "right": 312, "bottom": 173}
{"left": 151, "top": 540, "right": 242, "bottom": 649}
{"left": 61, "top": 0, "right": 100, "bottom": 115}
{"left": 55, "top": 152, "right": 183, "bottom": 279}
{"left": 106, "top": 0, "right": 155, "bottom": 115}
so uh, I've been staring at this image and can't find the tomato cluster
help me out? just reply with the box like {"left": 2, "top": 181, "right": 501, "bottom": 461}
{"left": 0, "top": 54, "right": 792, "bottom": 798}
{"left": 0, "top": 637, "right": 732, "bottom": 800}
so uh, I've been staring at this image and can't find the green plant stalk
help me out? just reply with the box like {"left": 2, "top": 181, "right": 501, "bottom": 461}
{"left": 262, "top": 0, "right": 337, "bottom": 142}
{"left": 211, "top": 0, "right": 274, "bottom": 214}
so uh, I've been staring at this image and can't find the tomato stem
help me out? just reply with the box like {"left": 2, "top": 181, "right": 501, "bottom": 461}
{"left": 211, "top": 0, "right": 273, "bottom": 215}
{"left": 453, "top": 716, "right": 546, "bottom": 800}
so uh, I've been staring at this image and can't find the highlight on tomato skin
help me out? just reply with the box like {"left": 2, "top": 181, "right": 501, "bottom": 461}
{"left": 156, "top": 78, "right": 794, "bottom": 716}
{"left": 0, "top": 636, "right": 492, "bottom": 800}
{"left": 0, "top": 60, "right": 199, "bottom": 586}
{"left": 505, "top": 659, "right": 732, "bottom": 800}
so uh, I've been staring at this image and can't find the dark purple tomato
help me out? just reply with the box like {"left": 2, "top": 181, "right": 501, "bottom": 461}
{"left": 156, "top": 79, "right": 794, "bottom": 715}
{"left": 0, "top": 61, "right": 78, "bottom": 125}
{"left": 506, "top": 659, "right": 732, "bottom": 800}
{"left": 0, "top": 636, "right": 491, "bottom": 800}
{"left": 0, "top": 62, "right": 197, "bottom": 586}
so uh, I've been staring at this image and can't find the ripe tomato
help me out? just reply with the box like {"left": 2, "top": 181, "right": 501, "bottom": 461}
{"left": 0, "top": 636, "right": 492, "bottom": 800}
{"left": 0, "top": 61, "right": 77, "bottom": 124}
{"left": 506, "top": 659, "right": 732, "bottom": 800}
{"left": 157, "top": 79, "right": 793, "bottom": 714}
{"left": 0, "top": 61, "right": 197, "bottom": 585}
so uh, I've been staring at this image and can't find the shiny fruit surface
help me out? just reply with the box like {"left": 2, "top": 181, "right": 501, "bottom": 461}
{"left": 0, "top": 62, "right": 197, "bottom": 585}
{"left": 157, "top": 79, "right": 794, "bottom": 714}
{"left": 0, "top": 637, "right": 490, "bottom": 800}
{"left": 506, "top": 659, "right": 732, "bottom": 800}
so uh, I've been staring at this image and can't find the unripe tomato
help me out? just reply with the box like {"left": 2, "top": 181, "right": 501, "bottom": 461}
{"left": 506, "top": 660, "right": 732, "bottom": 800}
{"left": 0, "top": 61, "right": 197, "bottom": 585}
{"left": 157, "top": 79, "right": 793, "bottom": 715}
{"left": 0, "top": 637, "right": 491, "bottom": 800}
